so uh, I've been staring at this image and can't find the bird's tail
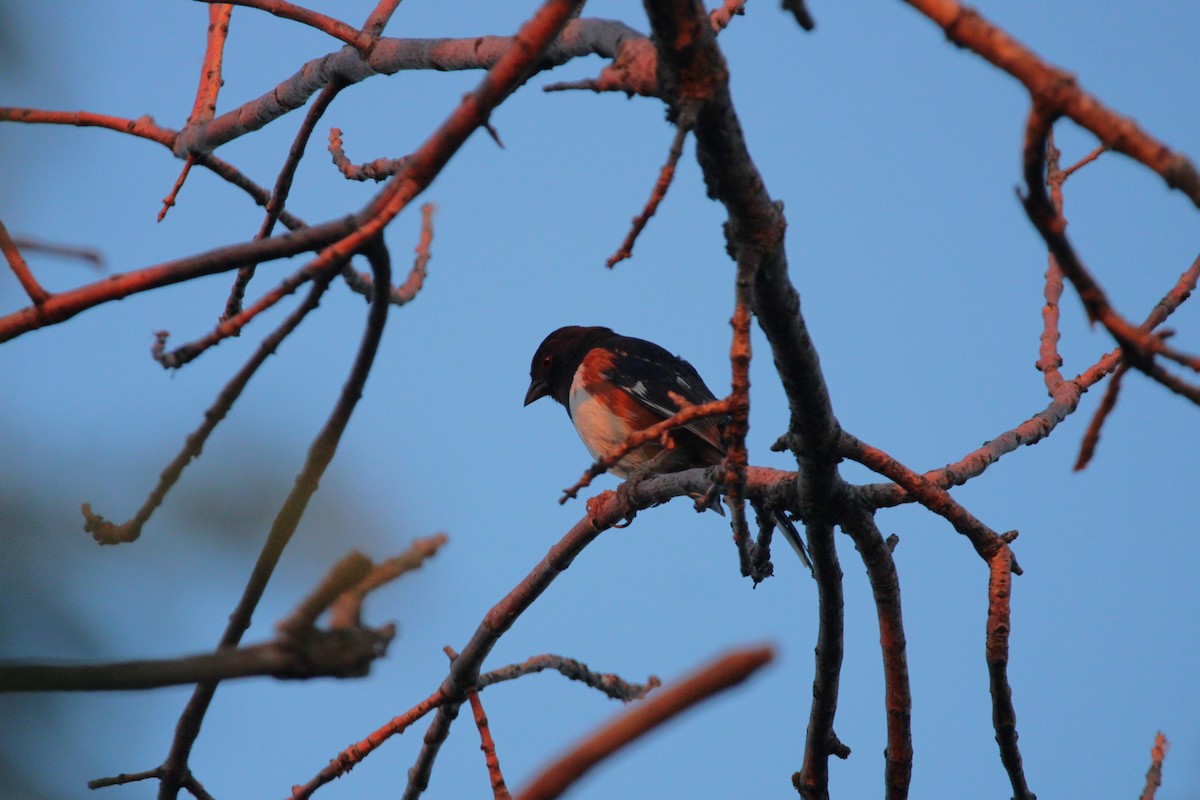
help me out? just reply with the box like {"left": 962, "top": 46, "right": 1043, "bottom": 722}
{"left": 773, "top": 510, "right": 813, "bottom": 572}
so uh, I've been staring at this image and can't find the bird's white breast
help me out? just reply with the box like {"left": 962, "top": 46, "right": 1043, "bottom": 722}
{"left": 568, "top": 365, "right": 634, "bottom": 470}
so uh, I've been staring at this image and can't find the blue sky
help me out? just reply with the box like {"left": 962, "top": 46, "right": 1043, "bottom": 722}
{"left": 1, "top": 1, "right": 1198, "bottom": 798}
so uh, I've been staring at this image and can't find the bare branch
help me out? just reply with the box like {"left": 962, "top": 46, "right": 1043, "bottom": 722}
{"left": 155, "top": 237, "right": 393, "bottom": 798}
{"left": 329, "top": 126, "right": 409, "bottom": 182}
{"left": 341, "top": 203, "right": 435, "bottom": 305}
{"left": 81, "top": 268, "right": 337, "bottom": 544}
{"left": 606, "top": 125, "right": 688, "bottom": 268}
{"left": 330, "top": 532, "right": 449, "bottom": 628}
{"left": 476, "top": 654, "right": 660, "bottom": 702}
{"left": 467, "top": 688, "right": 513, "bottom": 800}
{"left": 840, "top": 432, "right": 1018, "bottom": 571}
{"left": 840, "top": 507, "right": 911, "bottom": 799}
{"left": 901, "top": 0, "right": 1200, "bottom": 207}
{"left": 1139, "top": 731, "right": 1169, "bottom": 800}
{"left": 986, "top": 545, "right": 1035, "bottom": 800}
{"left": 0, "top": 217, "right": 50, "bottom": 305}
{"left": 0, "top": 626, "right": 392, "bottom": 692}
{"left": 515, "top": 646, "right": 774, "bottom": 800}
{"left": 559, "top": 397, "right": 732, "bottom": 503}
{"left": 8, "top": 236, "right": 104, "bottom": 267}
{"left": 202, "top": 0, "right": 373, "bottom": 51}
{"left": 781, "top": 0, "right": 817, "bottom": 31}
{"left": 0, "top": 215, "right": 358, "bottom": 344}
{"left": 188, "top": 4, "right": 234, "bottom": 126}
{"left": 224, "top": 78, "right": 348, "bottom": 321}
{"left": 1022, "top": 106, "right": 1200, "bottom": 404}
{"left": 1073, "top": 361, "right": 1128, "bottom": 471}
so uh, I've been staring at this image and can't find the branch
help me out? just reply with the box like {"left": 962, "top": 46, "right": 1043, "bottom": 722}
{"left": 840, "top": 432, "right": 1018, "bottom": 571}
{"left": 859, "top": 246, "right": 1199, "bottom": 509}
{"left": 606, "top": 124, "right": 688, "bottom": 268}
{"left": 188, "top": 4, "right": 233, "bottom": 126}
{"left": 514, "top": 646, "right": 775, "bottom": 800}
{"left": 725, "top": 253, "right": 756, "bottom": 578}
{"left": 329, "top": 532, "right": 449, "bottom": 628}
{"left": 340, "top": 203, "right": 435, "bottom": 305}
{"left": 0, "top": 108, "right": 308, "bottom": 233}
{"left": 0, "top": 215, "right": 360, "bottom": 344}
{"left": 0, "top": 627, "right": 391, "bottom": 692}
{"left": 223, "top": 78, "right": 348, "bottom": 321}
{"left": 467, "top": 688, "right": 512, "bottom": 800}
{"left": 1073, "top": 361, "right": 1128, "bottom": 471}
{"left": 1021, "top": 106, "right": 1200, "bottom": 404}
{"left": 8, "top": 236, "right": 103, "bottom": 267}
{"left": 986, "top": 545, "right": 1035, "bottom": 800}
{"left": 292, "top": 650, "right": 658, "bottom": 800}
{"left": 155, "top": 237, "right": 393, "bottom": 799}
{"left": 839, "top": 507, "right": 911, "bottom": 799}
{"left": 329, "top": 126, "right": 409, "bottom": 182}
{"left": 171, "top": 18, "right": 651, "bottom": 155}
{"left": 203, "top": 0, "right": 374, "bottom": 51}
{"left": 402, "top": 462, "right": 754, "bottom": 800}
{"left": 475, "top": 653, "right": 660, "bottom": 702}
{"left": 4, "top": 550, "right": 404, "bottom": 693}
{"left": 82, "top": 268, "right": 337, "bottom": 544}
{"left": 0, "top": 217, "right": 50, "bottom": 305}
{"left": 559, "top": 397, "right": 732, "bottom": 503}
{"left": 795, "top": 518, "right": 843, "bottom": 800}
{"left": 900, "top": 0, "right": 1200, "bottom": 207}
{"left": 1139, "top": 731, "right": 1169, "bottom": 800}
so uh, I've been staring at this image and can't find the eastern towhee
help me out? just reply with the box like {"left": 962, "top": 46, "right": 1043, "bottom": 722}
{"left": 525, "top": 325, "right": 812, "bottom": 570}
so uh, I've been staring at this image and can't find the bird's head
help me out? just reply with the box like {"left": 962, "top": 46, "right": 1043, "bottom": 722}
{"left": 524, "top": 325, "right": 613, "bottom": 407}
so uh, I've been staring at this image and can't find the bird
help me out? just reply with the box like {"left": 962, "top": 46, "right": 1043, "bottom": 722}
{"left": 524, "top": 325, "right": 812, "bottom": 571}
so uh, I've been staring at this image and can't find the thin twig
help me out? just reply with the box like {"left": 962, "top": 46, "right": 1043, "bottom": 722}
{"left": 1022, "top": 106, "right": 1200, "bottom": 404}
{"left": 986, "top": 545, "right": 1035, "bottom": 800}
{"left": 840, "top": 506, "right": 911, "bottom": 799}
{"left": 725, "top": 254, "right": 755, "bottom": 578}
{"left": 329, "top": 127, "right": 409, "bottom": 182}
{"left": 330, "top": 533, "right": 449, "bottom": 628}
{"left": 859, "top": 251, "right": 1199, "bottom": 510}
{"left": 10, "top": 236, "right": 104, "bottom": 267}
{"left": 475, "top": 654, "right": 660, "bottom": 701}
{"left": 606, "top": 125, "right": 688, "bottom": 268}
{"left": 158, "top": 156, "right": 196, "bottom": 223}
{"left": 515, "top": 646, "right": 774, "bottom": 800}
{"left": 188, "top": 4, "right": 233, "bottom": 126}
{"left": 840, "top": 432, "right": 1018, "bottom": 571}
{"left": 708, "top": 0, "right": 748, "bottom": 32}
{"left": 1037, "top": 129, "right": 1065, "bottom": 392}
{"left": 467, "top": 689, "right": 513, "bottom": 800}
{"left": 82, "top": 269, "right": 338, "bottom": 544}
{"left": 155, "top": 239, "right": 393, "bottom": 799}
{"left": 0, "top": 217, "right": 50, "bottom": 304}
{"left": 901, "top": 0, "right": 1200, "bottom": 208}
{"left": 1139, "top": 731, "right": 1169, "bottom": 800}
{"left": 781, "top": 0, "right": 817, "bottom": 30}
{"left": 1073, "top": 361, "right": 1128, "bottom": 471}
{"left": 341, "top": 203, "right": 435, "bottom": 305}
{"left": 559, "top": 397, "right": 732, "bottom": 503}
{"left": 223, "top": 79, "right": 347, "bottom": 321}
{"left": 200, "top": 0, "right": 373, "bottom": 51}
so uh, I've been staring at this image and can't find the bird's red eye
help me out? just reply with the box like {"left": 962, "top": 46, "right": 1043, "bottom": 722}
{"left": 542, "top": 355, "right": 553, "bottom": 369}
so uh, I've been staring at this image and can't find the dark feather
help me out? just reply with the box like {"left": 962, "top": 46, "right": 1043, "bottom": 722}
{"left": 604, "top": 336, "right": 727, "bottom": 454}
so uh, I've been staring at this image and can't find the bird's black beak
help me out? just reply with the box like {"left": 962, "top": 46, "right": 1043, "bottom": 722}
{"left": 524, "top": 379, "right": 550, "bottom": 406}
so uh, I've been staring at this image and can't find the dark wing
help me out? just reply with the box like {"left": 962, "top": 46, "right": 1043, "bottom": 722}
{"left": 606, "top": 336, "right": 727, "bottom": 453}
